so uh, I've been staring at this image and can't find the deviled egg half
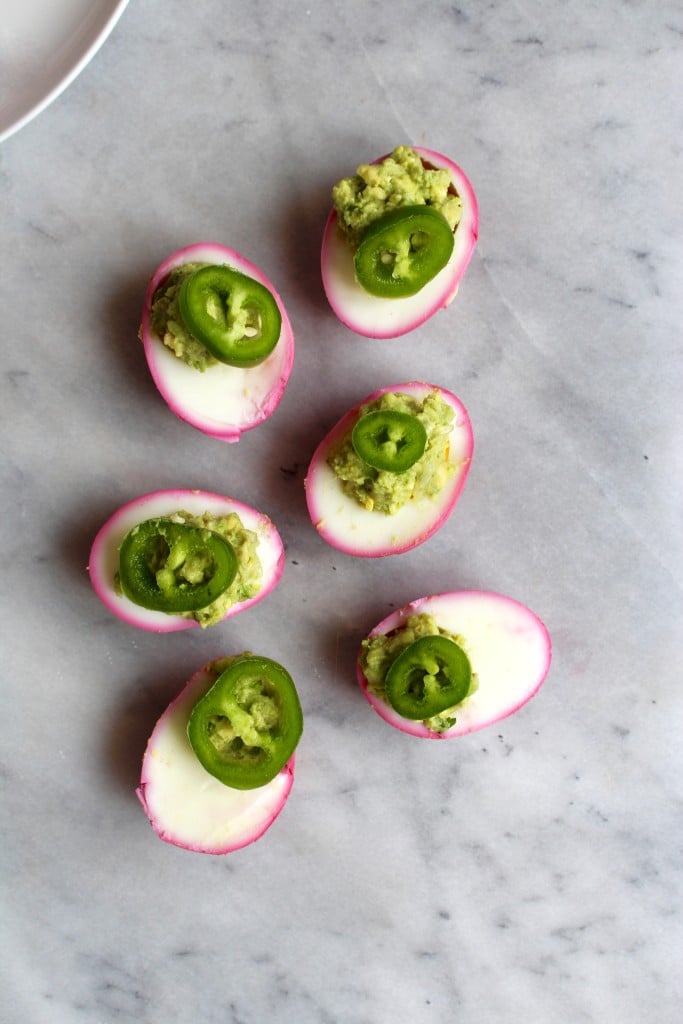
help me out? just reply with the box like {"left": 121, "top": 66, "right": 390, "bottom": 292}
{"left": 140, "top": 243, "right": 294, "bottom": 441}
{"left": 357, "top": 591, "right": 551, "bottom": 738}
{"left": 305, "top": 381, "right": 473, "bottom": 557}
{"left": 137, "top": 653, "right": 302, "bottom": 854}
{"left": 321, "top": 145, "right": 478, "bottom": 338}
{"left": 88, "top": 488, "right": 284, "bottom": 632}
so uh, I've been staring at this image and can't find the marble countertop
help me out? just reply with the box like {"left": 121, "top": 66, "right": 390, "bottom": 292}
{"left": 2, "top": 1, "right": 681, "bottom": 1021}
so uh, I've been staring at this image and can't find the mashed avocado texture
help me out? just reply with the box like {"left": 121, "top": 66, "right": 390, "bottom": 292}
{"left": 150, "top": 263, "right": 218, "bottom": 372}
{"left": 114, "top": 509, "right": 262, "bottom": 627}
{"left": 168, "top": 509, "right": 262, "bottom": 627}
{"left": 332, "top": 145, "right": 463, "bottom": 248}
{"left": 360, "top": 613, "right": 477, "bottom": 732}
{"left": 327, "top": 390, "right": 456, "bottom": 514}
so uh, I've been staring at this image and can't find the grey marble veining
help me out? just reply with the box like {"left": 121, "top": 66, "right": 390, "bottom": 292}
{"left": 1, "top": 1, "right": 681, "bottom": 1022}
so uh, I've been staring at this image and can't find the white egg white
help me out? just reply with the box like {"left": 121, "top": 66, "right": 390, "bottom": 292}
{"left": 357, "top": 591, "right": 552, "bottom": 738}
{"left": 140, "top": 243, "right": 294, "bottom": 442}
{"left": 88, "top": 488, "right": 284, "bottom": 632}
{"left": 137, "top": 661, "right": 295, "bottom": 854}
{"left": 305, "top": 382, "right": 473, "bottom": 557}
{"left": 321, "top": 146, "right": 478, "bottom": 339}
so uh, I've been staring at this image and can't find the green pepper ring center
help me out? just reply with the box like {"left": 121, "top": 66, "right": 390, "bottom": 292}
{"left": 385, "top": 635, "right": 472, "bottom": 720}
{"left": 178, "top": 264, "right": 282, "bottom": 368}
{"left": 351, "top": 408, "right": 428, "bottom": 473}
{"left": 118, "top": 518, "right": 238, "bottom": 614}
{"left": 353, "top": 205, "right": 455, "bottom": 298}
{"left": 187, "top": 656, "right": 303, "bottom": 790}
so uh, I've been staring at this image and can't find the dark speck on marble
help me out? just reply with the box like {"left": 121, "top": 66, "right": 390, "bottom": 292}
{"left": 6, "top": 369, "right": 29, "bottom": 386}
{"left": 449, "top": 6, "right": 470, "bottom": 24}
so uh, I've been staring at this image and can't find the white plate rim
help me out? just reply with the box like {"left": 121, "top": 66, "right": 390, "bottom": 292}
{"left": 0, "top": 0, "right": 131, "bottom": 144}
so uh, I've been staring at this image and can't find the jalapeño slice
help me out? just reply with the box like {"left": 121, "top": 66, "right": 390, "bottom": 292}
{"left": 385, "top": 635, "right": 471, "bottom": 720}
{"left": 354, "top": 205, "right": 455, "bottom": 298}
{"left": 187, "top": 655, "right": 303, "bottom": 790}
{"left": 178, "top": 264, "right": 281, "bottom": 367}
{"left": 119, "top": 518, "right": 237, "bottom": 614}
{"left": 352, "top": 409, "right": 427, "bottom": 473}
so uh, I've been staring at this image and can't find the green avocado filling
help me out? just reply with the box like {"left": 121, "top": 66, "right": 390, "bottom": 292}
{"left": 332, "top": 144, "right": 463, "bottom": 248}
{"left": 150, "top": 262, "right": 218, "bottom": 371}
{"left": 115, "top": 509, "right": 262, "bottom": 627}
{"left": 327, "top": 390, "right": 456, "bottom": 514}
{"left": 360, "top": 613, "right": 478, "bottom": 733}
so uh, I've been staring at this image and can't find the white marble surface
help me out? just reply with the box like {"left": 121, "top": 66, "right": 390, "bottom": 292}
{"left": 1, "top": 1, "right": 681, "bottom": 1021}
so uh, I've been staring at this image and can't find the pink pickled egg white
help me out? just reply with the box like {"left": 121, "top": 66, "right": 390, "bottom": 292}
{"left": 88, "top": 488, "right": 284, "bottom": 632}
{"left": 304, "top": 382, "right": 473, "bottom": 557}
{"left": 321, "top": 147, "right": 478, "bottom": 338}
{"left": 137, "top": 661, "right": 295, "bottom": 854}
{"left": 357, "top": 591, "right": 552, "bottom": 738}
{"left": 140, "top": 243, "right": 294, "bottom": 442}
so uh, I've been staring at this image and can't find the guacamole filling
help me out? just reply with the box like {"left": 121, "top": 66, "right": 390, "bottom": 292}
{"left": 150, "top": 263, "right": 218, "bottom": 372}
{"left": 332, "top": 144, "right": 463, "bottom": 248}
{"left": 327, "top": 390, "right": 456, "bottom": 514}
{"left": 360, "top": 613, "right": 478, "bottom": 733}
{"left": 115, "top": 509, "right": 262, "bottom": 627}
{"left": 204, "top": 652, "right": 251, "bottom": 680}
